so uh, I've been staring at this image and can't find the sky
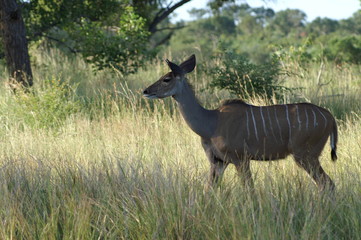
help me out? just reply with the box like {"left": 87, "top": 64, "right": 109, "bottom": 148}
{"left": 172, "top": 0, "right": 361, "bottom": 23}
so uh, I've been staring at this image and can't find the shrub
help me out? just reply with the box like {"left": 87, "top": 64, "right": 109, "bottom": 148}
{"left": 326, "top": 36, "right": 361, "bottom": 64}
{"left": 207, "top": 51, "right": 290, "bottom": 100}
{"left": 13, "top": 78, "right": 81, "bottom": 129}
{"left": 273, "top": 40, "right": 313, "bottom": 66}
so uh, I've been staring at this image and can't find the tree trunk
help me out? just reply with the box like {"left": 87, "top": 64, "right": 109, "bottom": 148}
{"left": 0, "top": 0, "right": 33, "bottom": 88}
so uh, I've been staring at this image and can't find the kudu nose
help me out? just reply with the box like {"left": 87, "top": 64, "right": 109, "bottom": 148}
{"left": 143, "top": 89, "right": 149, "bottom": 95}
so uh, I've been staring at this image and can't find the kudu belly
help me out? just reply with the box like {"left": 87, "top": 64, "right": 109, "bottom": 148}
{"left": 211, "top": 135, "right": 290, "bottom": 162}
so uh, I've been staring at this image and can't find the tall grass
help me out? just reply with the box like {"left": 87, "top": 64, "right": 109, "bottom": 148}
{"left": 0, "top": 49, "right": 360, "bottom": 239}
{"left": 281, "top": 60, "right": 361, "bottom": 119}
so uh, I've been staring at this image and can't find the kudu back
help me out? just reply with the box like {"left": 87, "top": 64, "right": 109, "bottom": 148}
{"left": 143, "top": 54, "right": 338, "bottom": 191}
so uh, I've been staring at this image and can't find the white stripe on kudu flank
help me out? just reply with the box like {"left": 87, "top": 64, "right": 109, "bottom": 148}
{"left": 285, "top": 105, "right": 291, "bottom": 137}
{"left": 274, "top": 107, "right": 283, "bottom": 142}
{"left": 250, "top": 107, "right": 259, "bottom": 141}
{"left": 312, "top": 109, "right": 317, "bottom": 127}
{"left": 245, "top": 110, "right": 250, "bottom": 139}
{"left": 266, "top": 107, "right": 277, "bottom": 141}
{"left": 316, "top": 107, "right": 328, "bottom": 130}
{"left": 305, "top": 108, "right": 309, "bottom": 131}
{"left": 296, "top": 105, "right": 301, "bottom": 130}
{"left": 259, "top": 107, "right": 268, "bottom": 136}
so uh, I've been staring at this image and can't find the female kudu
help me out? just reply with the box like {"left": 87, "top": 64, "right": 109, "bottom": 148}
{"left": 143, "top": 55, "right": 338, "bottom": 190}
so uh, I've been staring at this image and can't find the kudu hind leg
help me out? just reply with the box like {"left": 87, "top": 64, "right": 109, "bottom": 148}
{"left": 294, "top": 154, "right": 335, "bottom": 191}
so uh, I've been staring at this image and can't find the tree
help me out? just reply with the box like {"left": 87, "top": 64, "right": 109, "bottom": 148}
{"left": 339, "top": 10, "right": 361, "bottom": 34}
{"left": 307, "top": 17, "right": 339, "bottom": 35}
{"left": 20, "top": 0, "right": 151, "bottom": 75}
{"left": 268, "top": 9, "right": 306, "bottom": 36}
{"left": 0, "top": 0, "right": 198, "bottom": 87}
{"left": 0, "top": 0, "right": 33, "bottom": 88}
{"left": 16, "top": 0, "right": 193, "bottom": 74}
{"left": 326, "top": 36, "right": 361, "bottom": 64}
{"left": 68, "top": 6, "right": 150, "bottom": 74}
{"left": 238, "top": 15, "right": 262, "bottom": 35}
{"left": 1, "top": 0, "right": 269, "bottom": 81}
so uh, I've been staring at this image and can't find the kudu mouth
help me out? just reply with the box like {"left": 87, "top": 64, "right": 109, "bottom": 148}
{"left": 143, "top": 88, "right": 158, "bottom": 99}
{"left": 143, "top": 93, "right": 158, "bottom": 99}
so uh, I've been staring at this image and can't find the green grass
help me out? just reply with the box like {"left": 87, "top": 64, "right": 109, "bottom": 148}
{"left": 0, "top": 48, "right": 360, "bottom": 239}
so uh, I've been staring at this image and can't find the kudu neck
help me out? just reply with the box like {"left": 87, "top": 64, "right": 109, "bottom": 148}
{"left": 173, "top": 80, "right": 217, "bottom": 139}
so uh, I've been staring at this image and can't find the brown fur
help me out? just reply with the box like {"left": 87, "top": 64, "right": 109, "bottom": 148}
{"left": 205, "top": 102, "right": 337, "bottom": 190}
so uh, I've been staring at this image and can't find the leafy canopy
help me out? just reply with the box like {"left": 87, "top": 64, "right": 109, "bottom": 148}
{"left": 20, "top": 0, "right": 150, "bottom": 75}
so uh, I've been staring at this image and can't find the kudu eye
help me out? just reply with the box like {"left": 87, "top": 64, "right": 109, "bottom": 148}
{"left": 163, "top": 77, "right": 171, "bottom": 83}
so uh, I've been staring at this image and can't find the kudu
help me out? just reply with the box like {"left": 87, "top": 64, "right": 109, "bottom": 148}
{"left": 143, "top": 55, "right": 338, "bottom": 191}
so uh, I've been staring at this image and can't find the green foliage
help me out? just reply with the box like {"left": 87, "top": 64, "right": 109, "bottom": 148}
{"left": 22, "top": 0, "right": 122, "bottom": 37}
{"left": 71, "top": 6, "right": 150, "bottom": 74}
{"left": 13, "top": 78, "right": 81, "bottom": 129}
{"left": 167, "top": 5, "right": 361, "bottom": 66}
{"left": 306, "top": 17, "right": 339, "bottom": 36}
{"left": 339, "top": 10, "right": 361, "bottom": 34}
{"left": 21, "top": 0, "right": 151, "bottom": 74}
{"left": 268, "top": 9, "right": 307, "bottom": 36}
{"left": 207, "top": 51, "right": 290, "bottom": 100}
{"left": 211, "top": 16, "right": 236, "bottom": 34}
{"left": 325, "top": 36, "right": 361, "bottom": 64}
{"left": 274, "top": 40, "right": 313, "bottom": 65}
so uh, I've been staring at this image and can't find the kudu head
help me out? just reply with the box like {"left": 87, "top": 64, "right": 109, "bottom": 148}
{"left": 143, "top": 54, "right": 196, "bottom": 99}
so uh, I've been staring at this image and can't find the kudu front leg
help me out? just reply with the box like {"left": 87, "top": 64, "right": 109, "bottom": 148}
{"left": 208, "top": 160, "right": 228, "bottom": 188}
{"left": 202, "top": 138, "right": 228, "bottom": 190}
{"left": 235, "top": 160, "right": 254, "bottom": 190}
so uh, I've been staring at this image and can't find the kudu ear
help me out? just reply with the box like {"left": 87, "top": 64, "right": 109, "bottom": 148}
{"left": 179, "top": 54, "right": 196, "bottom": 73}
{"left": 166, "top": 59, "right": 183, "bottom": 75}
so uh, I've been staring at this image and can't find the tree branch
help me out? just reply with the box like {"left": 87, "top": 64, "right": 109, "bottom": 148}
{"left": 148, "top": 0, "right": 191, "bottom": 33}
{"left": 44, "top": 35, "right": 78, "bottom": 53}
{"left": 30, "top": 21, "right": 62, "bottom": 40}
{"left": 38, "top": 34, "right": 78, "bottom": 53}
{"left": 154, "top": 31, "right": 174, "bottom": 48}
{"left": 154, "top": 25, "right": 185, "bottom": 32}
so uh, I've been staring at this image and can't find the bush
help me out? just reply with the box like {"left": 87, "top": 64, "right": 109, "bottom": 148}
{"left": 207, "top": 51, "right": 290, "bottom": 100}
{"left": 12, "top": 78, "right": 81, "bottom": 129}
{"left": 326, "top": 36, "right": 361, "bottom": 64}
{"left": 273, "top": 40, "right": 313, "bottom": 65}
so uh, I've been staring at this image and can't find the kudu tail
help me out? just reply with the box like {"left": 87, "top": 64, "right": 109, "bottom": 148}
{"left": 330, "top": 118, "right": 338, "bottom": 162}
